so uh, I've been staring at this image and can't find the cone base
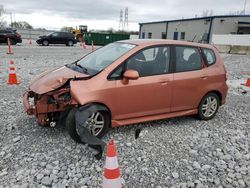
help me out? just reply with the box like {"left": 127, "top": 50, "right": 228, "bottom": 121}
{"left": 7, "top": 81, "right": 20, "bottom": 85}
{"left": 7, "top": 52, "right": 13, "bottom": 55}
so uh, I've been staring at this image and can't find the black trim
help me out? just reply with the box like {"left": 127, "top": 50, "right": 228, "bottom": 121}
{"left": 165, "top": 22, "right": 168, "bottom": 39}
{"left": 139, "top": 15, "right": 250, "bottom": 25}
{"left": 238, "top": 21, "right": 250, "bottom": 25}
{"left": 139, "top": 24, "right": 142, "bottom": 39}
{"left": 207, "top": 17, "right": 214, "bottom": 43}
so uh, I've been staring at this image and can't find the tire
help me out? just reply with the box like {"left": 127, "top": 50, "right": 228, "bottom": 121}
{"left": 66, "top": 107, "right": 110, "bottom": 143}
{"left": 10, "top": 39, "right": 16, "bottom": 45}
{"left": 42, "top": 40, "right": 49, "bottom": 46}
{"left": 67, "top": 40, "right": 74, "bottom": 46}
{"left": 198, "top": 92, "right": 220, "bottom": 120}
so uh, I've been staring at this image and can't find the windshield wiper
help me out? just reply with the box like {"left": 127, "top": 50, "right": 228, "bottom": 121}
{"left": 75, "top": 63, "right": 89, "bottom": 74}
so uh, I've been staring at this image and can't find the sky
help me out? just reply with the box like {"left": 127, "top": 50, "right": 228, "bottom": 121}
{"left": 1, "top": 0, "right": 249, "bottom": 31}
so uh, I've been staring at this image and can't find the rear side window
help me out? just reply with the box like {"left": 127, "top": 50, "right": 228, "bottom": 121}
{"left": 202, "top": 48, "right": 216, "bottom": 66}
{"left": 175, "top": 46, "right": 202, "bottom": 72}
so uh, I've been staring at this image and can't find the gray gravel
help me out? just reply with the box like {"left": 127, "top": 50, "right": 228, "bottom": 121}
{"left": 0, "top": 44, "right": 249, "bottom": 187}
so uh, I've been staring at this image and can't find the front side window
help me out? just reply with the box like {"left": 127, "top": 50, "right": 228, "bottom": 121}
{"left": 202, "top": 48, "right": 216, "bottom": 66}
{"left": 175, "top": 46, "right": 202, "bottom": 72}
{"left": 126, "top": 46, "right": 170, "bottom": 77}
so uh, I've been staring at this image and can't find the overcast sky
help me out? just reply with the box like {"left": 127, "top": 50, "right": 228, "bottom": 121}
{"left": 1, "top": 0, "right": 249, "bottom": 31}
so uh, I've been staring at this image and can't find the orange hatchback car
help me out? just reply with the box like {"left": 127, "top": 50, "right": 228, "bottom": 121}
{"left": 23, "top": 39, "right": 228, "bottom": 142}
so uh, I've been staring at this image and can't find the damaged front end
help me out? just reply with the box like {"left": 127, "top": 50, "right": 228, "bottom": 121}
{"left": 23, "top": 87, "right": 74, "bottom": 126}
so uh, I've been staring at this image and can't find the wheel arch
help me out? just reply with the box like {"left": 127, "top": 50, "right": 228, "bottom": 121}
{"left": 202, "top": 90, "right": 222, "bottom": 105}
{"left": 81, "top": 102, "right": 112, "bottom": 127}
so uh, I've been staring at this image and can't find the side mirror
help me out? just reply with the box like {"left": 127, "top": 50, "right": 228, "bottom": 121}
{"left": 122, "top": 69, "right": 139, "bottom": 84}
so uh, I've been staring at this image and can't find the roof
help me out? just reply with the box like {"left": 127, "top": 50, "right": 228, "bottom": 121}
{"left": 118, "top": 39, "right": 213, "bottom": 49}
{"left": 139, "top": 15, "right": 250, "bottom": 25}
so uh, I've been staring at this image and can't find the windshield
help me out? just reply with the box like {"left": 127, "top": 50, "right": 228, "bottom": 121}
{"left": 76, "top": 42, "right": 136, "bottom": 75}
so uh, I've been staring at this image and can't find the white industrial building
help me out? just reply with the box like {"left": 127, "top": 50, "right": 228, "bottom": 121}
{"left": 139, "top": 15, "right": 250, "bottom": 43}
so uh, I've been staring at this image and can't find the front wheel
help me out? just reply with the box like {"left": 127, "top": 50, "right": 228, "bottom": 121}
{"left": 67, "top": 40, "right": 74, "bottom": 46}
{"left": 66, "top": 107, "right": 110, "bottom": 143}
{"left": 42, "top": 40, "right": 49, "bottom": 46}
{"left": 198, "top": 93, "right": 220, "bottom": 120}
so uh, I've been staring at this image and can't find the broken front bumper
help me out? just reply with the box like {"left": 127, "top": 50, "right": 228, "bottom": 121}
{"left": 23, "top": 89, "right": 73, "bottom": 126}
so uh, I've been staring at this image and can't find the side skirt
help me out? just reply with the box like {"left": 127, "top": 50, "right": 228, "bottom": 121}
{"left": 111, "top": 109, "right": 198, "bottom": 127}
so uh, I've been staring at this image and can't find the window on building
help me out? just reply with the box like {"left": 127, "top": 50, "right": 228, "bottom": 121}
{"left": 141, "top": 32, "right": 145, "bottom": 39}
{"left": 126, "top": 46, "right": 170, "bottom": 77}
{"left": 175, "top": 46, "right": 202, "bottom": 72}
{"left": 148, "top": 32, "right": 152, "bottom": 39}
{"left": 181, "top": 32, "right": 185, "bottom": 40}
{"left": 162, "top": 32, "right": 167, "bottom": 39}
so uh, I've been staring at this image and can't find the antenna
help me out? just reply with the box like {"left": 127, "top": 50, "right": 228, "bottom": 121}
{"left": 119, "top": 10, "right": 123, "bottom": 31}
{"left": 124, "top": 7, "right": 129, "bottom": 31}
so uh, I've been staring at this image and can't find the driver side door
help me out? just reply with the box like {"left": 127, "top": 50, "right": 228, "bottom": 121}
{"left": 110, "top": 45, "right": 174, "bottom": 120}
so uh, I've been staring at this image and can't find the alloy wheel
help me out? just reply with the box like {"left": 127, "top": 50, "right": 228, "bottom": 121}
{"left": 201, "top": 96, "right": 218, "bottom": 118}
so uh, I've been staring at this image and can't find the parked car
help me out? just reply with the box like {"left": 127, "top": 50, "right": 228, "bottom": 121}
{"left": 0, "top": 28, "right": 22, "bottom": 45}
{"left": 36, "top": 31, "right": 77, "bottom": 46}
{"left": 23, "top": 39, "right": 228, "bottom": 142}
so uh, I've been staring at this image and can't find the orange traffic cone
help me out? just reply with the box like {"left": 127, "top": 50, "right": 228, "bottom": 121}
{"left": 82, "top": 41, "right": 86, "bottom": 49}
{"left": 243, "top": 76, "right": 250, "bottom": 87}
{"left": 7, "top": 37, "right": 13, "bottom": 54}
{"left": 91, "top": 41, "right": 95, "bottom": 51}
{"left": 7, "top": 60, "right": 19, "bottom": 85}
{"left": 103, "top": 140, "right": 122, "bottom": 188}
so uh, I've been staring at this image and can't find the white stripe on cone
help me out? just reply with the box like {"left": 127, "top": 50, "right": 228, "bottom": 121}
{"left": 9, "top": 70, "right": 16, "bottom": 74}
{"left": 103, "top": 177, "right": 122, "bottom": 188}
{"left": 105, "top": 156, "right": 119, "bottom": 170}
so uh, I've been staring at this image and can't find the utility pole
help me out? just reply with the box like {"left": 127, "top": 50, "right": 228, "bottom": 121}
{"left": 119, "top": 10, "right": 123, "bottom": 31}
{"left": 10, "top": 12, "right": 12, "bottom": 27}
{"left": 243, "top": 0, "right": 247, "bottom": 14}
{"left": 124, "top": 7, "right": 129, "bottom": 31}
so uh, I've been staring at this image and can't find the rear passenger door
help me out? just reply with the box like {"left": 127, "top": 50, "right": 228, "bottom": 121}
{"left": 172, "top": 45, "right": 207, "bottom": 112}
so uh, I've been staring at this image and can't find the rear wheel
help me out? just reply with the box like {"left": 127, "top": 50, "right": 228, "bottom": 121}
{"left": 42, "top": 40, "right": 49, "bottom": 46}
{"left": 198, "top": 93, "right": 220, "bottom": 120}
{"left": 66, "top": 107, "right": 110, "bottom": 143}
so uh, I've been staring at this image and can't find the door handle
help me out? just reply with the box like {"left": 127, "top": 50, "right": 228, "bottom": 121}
{"left": 200, "top": 76, "right": 208, "bottom": 80}
{"left": 158, "top": 79, "right": 170, "bottom": 84}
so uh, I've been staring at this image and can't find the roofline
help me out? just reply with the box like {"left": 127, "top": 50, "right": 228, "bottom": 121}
{"left": 139, "top": 15, "right": 250, "bottom": 25}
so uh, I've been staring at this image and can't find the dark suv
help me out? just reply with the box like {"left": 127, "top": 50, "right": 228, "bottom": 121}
{"left": 36, "top": 31, "right": 77, "bottom": 46}
{"left": 0, "top": 28, "right": 22, "bottom": 45}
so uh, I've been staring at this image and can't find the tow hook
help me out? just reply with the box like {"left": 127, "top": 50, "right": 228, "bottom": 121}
{"left": 50, "top": 121, "right": 56, "bottom": 127}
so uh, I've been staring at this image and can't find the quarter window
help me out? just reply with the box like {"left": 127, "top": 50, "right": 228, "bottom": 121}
{"left": 175, "top": 46, "right": 202, "bottom": 72}
{"left": 202, "top": 48, "right": 216, "bottom": 66}
{"left": 126, "top": 46, "right": 170, "bottom": 77}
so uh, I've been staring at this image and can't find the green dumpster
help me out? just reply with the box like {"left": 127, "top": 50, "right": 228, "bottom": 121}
{"left": 84, "top": 32, "right": 130, "bottom": 46}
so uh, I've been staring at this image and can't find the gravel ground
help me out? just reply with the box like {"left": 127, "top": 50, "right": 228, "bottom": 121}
{"left": 0, "top": 44, "right": 249, "bottom": 188}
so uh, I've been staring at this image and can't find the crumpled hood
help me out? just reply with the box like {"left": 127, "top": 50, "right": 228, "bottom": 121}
{"left": 29, "top": 66, "right": 89, "bottom": 94}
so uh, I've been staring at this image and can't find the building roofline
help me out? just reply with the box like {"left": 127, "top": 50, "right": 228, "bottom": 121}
{"left": 139, "top": 15, "right": 250, "bottom": 25}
